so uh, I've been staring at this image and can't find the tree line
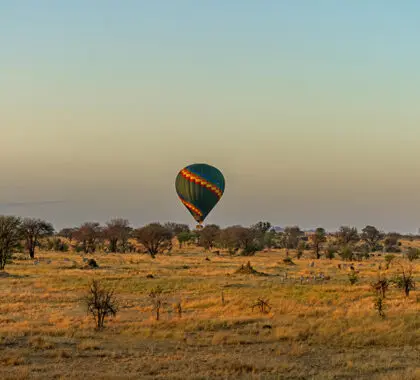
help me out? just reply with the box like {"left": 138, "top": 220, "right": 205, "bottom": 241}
{"left": 0, "top": 215, "right": 419, "bottom": 269}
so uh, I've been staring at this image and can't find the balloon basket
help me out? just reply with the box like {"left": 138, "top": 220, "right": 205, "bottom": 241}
{"left": 196, "top": 224, "right": 203, "bottom": 230}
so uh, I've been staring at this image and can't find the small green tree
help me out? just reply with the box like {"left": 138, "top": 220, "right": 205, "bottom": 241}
{"left": 383, "top": 233, "right": 401, "bottom": 253}
{"left": 361, "top": 225, "right": 384, "bottom": 252}
{"left": 384, "top": 254, "right": 395, "bottom": 270}
{"left": 339, "top": 245, "right": 354, "bottom": 261}
{"left": 325, "top": 244, "right": 337, "bottom": 259}
{"left": 337, "top": 226, "right": 359, "bottom": 247}
{"left": 309, "top": 227, "right": 327, "bottom": 259}
{"left": 177, "top": 231, "right": 193, "bottom": 248}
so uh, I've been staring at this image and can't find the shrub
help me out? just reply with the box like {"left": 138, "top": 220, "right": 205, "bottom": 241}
{"left": 391, "top": 263, "right": 415, "bottom": 297}
{"left": 348, "top": 271, "right": 359, "bottom": 285}
{"left": 339, "top": 245, "right": 354, "bottom": 261}
{"left": 406, "top": 247, "right": 420, "bottom": 262}
{"left": 283, "top": 257, "right": 296, "bottom": 265}
{"left": 325, "top": 245, "right": 336, "bottom": 260}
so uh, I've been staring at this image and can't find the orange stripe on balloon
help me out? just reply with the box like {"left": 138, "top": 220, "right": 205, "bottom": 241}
{"left": 179, "top": 198, "right": 203, "bottom": 217}
{"left": 180, "top": 169, "right": 223, "bottom": 198}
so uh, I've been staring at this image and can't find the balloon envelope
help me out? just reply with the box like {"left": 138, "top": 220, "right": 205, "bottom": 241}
{"left": 175, "top": 163, "right": 225, "bottom": 224}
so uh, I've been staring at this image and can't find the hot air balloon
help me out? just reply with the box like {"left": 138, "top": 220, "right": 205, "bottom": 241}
{"left": 175, "top": 163, "right": 225, "bottom": 229}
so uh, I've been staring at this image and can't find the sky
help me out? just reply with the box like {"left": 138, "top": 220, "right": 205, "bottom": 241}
{"left": 1, "top": 1, "right": 420, "bottom": 232}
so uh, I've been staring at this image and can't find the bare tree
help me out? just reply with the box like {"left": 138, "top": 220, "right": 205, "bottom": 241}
{"left": 74, "top": 222, "right": 103, "bottom": 253}
{"left": 361, "top": 225, "right": 384, "bottom": 252}
{"left": 85, "top": 279, "right": 119, "bottom": 329}
{"left": 309, "top": 227, "right": 327, "bottom": 259}
{"left": 21, "top": 218, "right": 54, "bottom": 259}
{"left": 104, "top": 218, "right": 132, "bottom": 253}
{"left": 134, "top": 223, "right": 173, "bottom": 258}
{"left": 0, "top": 216, "right": 22, "bottom": 270}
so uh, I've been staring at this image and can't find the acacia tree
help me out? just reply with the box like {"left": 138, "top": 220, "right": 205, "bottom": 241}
{"left": 164, "top": 222, "right": 190, "bottom": 235}
{"left": 177, "top": 231, "right": 193, "bottom": 248}
{"left": 251, "top": 221, "right": 272, "bottom": 249}
{"left": 0, "top": 216, "right": 22, "bottom": 270}
{"left": 383, "top": 233, "right": 401, "bottom": 253}
{"left": 74, "top": 222, "right": 103, "bottom": 253}
{"left": 310, "top": 227, "right": 327, "bottom": 259}
{"left": 21, "top": 218, "right": 54, "bottom": 259}
{"left": 219, "top": 226, "right": 259, "bottom": 256}
{"left": 58, "top": 227, "right": 76, "bottom": 242}
{"left": 337, "top": 226, "right": 359, "bottom": 247}
{"left": 135, "top": 223, "right": 173, "bottom": 258}
{"left": 104, "top": 218, "right": 132, "bottom": 253}
{"left": 283, "top": 226, "right": 303, "bottom": 249}
{"left": 198, "top": 224, "right": 220, "bottom": 250}
{"left": 361, "top": 225, "right": 384, "bottom": 252}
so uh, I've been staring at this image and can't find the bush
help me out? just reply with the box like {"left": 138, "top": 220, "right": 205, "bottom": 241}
{"left": 241, "top": 243, "right": 260, "bottom": 256}
{"left": 325, "top": 244, "right": 337, "bottom": 259}
{"left": 339, "top": 246, "right": 354, "bottom": 261}
{"left": 283, "top": 257, "right": 296, "bottom": 265}
{"left": 406, "top": 247, "right": 420, "bottom": 262}
{"left": 46, "top": 238, "right": 69, "bottom": 252}
{"left": 348, "top": 271, "right": 359, "bottom": 285}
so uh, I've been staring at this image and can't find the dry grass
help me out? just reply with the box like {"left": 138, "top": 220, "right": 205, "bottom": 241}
{"left": 0, "top": 244, "right": 419, "bottom": 379}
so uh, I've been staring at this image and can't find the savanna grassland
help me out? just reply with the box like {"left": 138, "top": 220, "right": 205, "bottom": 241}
{"left": 0, "top": 245, "right": 419, "bottom": 380}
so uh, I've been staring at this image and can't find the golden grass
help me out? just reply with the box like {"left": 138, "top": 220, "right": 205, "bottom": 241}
{"left": 0, "top": 246, "right": 418, "bottom": 379}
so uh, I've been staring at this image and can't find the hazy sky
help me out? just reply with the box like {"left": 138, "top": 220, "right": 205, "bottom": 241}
{"left": 2, "top": 1, "right": 420, "bottom": 232}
